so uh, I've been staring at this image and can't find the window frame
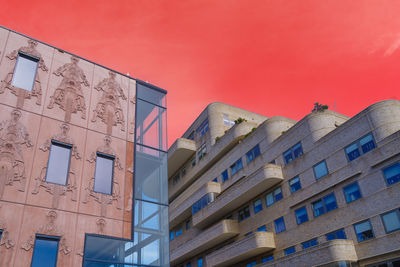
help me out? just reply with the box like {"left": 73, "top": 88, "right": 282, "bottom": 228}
{"left": 93, "top": 152, "right": 115, "bottom": 195}
{"left": 45, "top": 140, "right": 73, "bottom": 186}
{"left": 312, "top": 192, "right": 338, "bottom": 218}
{"left": 274, "top": 216, "right": 286, "bottom": 234}
{"left": 31, "top": 234, "right": 60, "bottom": 267}
{"left": 345, "top": 133, "right": 376, "bottom": 162}
{"left": 238, "top": 205, "right": 251, "bottom": 222}
{"left": 221, "top": 169, "right": 229, "bottom": 182}
{"left": 325, "top": 228, "right": 347, "bottom": 241}
{"left": 382, "top": 161, "right": 400, "bottom": 186}
{"left": 246, "top": 144, "right": 261, "bottom": 164}
{"left": 197, "top": 143, "right": 207, "bottom": 161}
{"left": 283, "top": 142, "right": 303, "bottom": 164}
{"left": 295, "top": 206, "right": 309, "bottom": 225}
{"left": 196, "top": 119, "right": 209, "bottom": 137}
{"left": 253, "top": 199, "right": 263, "bottom": 214}
{"left": 230, "top": 158, "right": 243, "bottom": 176}
{"left": 353, "top": 219, "right": 375, "bottom": 242}
{"left": 313, "top": 160, "right": 329, "bottom": 180}
{"left": 11, "top": 51, "right": 40, "bottom": 92}
{"left": 284, "top": 246, "right": 296, "bottom": 256}
{"left": 381, "top": 208, "right": 400, "bottom": 234}
{"left": 265, "top": 187, "right": 283, "bottom": 207}
{"left": 289, "top": 176, "right": 302, "bottom": 193}
{"left": 343, "top": 182, "right": 362, "bottom": 203}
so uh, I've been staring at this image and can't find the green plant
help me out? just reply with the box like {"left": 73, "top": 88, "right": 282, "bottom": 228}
{"left": 215, "top": 136, "right": 221, "bottom": 143}
{"left": 312, "top": 102, "right": 328, "bottom": 113}
{"left": 234, "top": 117, "right": 247, "bottom": 124}
{"left": 244, "top": 127, "right": 257, "bottom": 138}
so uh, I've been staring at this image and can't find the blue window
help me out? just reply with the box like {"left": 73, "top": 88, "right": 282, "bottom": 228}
{"left": 343, "top": 182, "right": 362, "bottom": 203}
{"left": 262, "top": 255, "right": 274, "bottom": 263}
{"left": 170, "top": 231, "right": 174, "bottom": 241}
{"left": 354, "top": 220, "right": 374, "bottom": 242}
{"left": 186, "top": 263, "right": 191, "bottom": 267}
{"left": 221, "top": 169, "right": 229, "bottom": 182}
{"left": 326, "top": 229, "right": 346, "bottom": 241}
{"left": 192, "top": 193, "right": 215, "bottom": 215}
{"left": 187, "top": 131, "right": 194, "bottom": 140}
{"left": 284, "top": 246, "right": 296, "bottom": 255}
{"left": 246, "top": 261, "right": 257, "bottom": 267}
{"left": 31, "top": 235, "right": 60, "bottom": 267}
{"left": 381, "top": 209, "right": 400, "bottom": 233}
{"left": 230, "top": 158, "right": 243, "bottom": 176}
{"left": 246, "top": 144, "right": 261, "bottom": 164}
{"left": 266, "top": 187, "right": 283, "bottom": 206}
{"left": 383, "top": 162, "right": 400, "bottom": 185}
{"left": 312, "top": 193, "right": 337, "bottom": 217}
{"left": 302, "top": 238, "right": 318, "bottom": 249}
{"left": 313, "top": 160, "right": 328, "bottom": 179}
{"left": 283, "top": 142, "right": 303, "bottom": 164}
{"left": 345, "top": 133, "right": 376, "bottom": 161}
{"left": 238, "top": 206, "right": 251, "bottom": 222}
{"left": 244, "top": 231, "right": 253, "bottom": 237}
{"left": 253, "top": 199, "right": 263, "bottom": 214}
{"left": 198, "top": 257, "right": 204, "bottom": 267}
{"left": 257, "top": 225, "right": 267, "bottom": 232}
{"left": 289, "top": 176, "right": 301, "bottom": 193}
{"left": 295, "top": 206, "right": 309, "bottom": 225}
{"left": 274, "top": 217, "right": 286, "bottom": 233}
{"left": 212, "top": 177, "right": 218, "bottom": 183}
{"left": 196, "top": 119, "right": 209, "bottom": 137}
{"left": 175, "top": 227, "right": 183, "bottom": 238}
{"left": 197, "top": 143, "right": 207, "bottom": 160}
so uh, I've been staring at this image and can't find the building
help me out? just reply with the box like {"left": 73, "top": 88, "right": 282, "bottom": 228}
{"left": 168, "top": 101, "right": 400, "bottom": 267}
{"left": 0, "top": 26, "right": 169, "bottom": 267}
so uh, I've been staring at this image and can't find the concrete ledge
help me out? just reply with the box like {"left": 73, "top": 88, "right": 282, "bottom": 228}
{"left": 168, "top": 137, "right": 196, "bottom": 177}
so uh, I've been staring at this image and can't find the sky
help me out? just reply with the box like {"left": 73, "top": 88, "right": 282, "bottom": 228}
{"left": 1, "top": 0, "right": 400, "bottom": 147}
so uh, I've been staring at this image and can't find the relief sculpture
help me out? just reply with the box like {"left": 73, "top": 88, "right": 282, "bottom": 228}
{"left": 92, "top": 71, "right": 127, "bottom": 135}
{"left": 0, "top": 40, "right": 48, "bottom": 108}
{"left": 32, "top": 123, "right": 80, "bottom": 209}
{"left": 47, "top": 56, "right": 89, "bottom": 122}
{"left": 83, "top": 135, "right": 123, "bottom": 217}
{"left": 0, "top": 207, "right": 15, "bottom": 249}
{"left": 0, "top": 109, "right": 33, "bottom": 198}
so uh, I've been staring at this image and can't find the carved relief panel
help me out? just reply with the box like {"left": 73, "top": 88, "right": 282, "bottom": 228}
{"left": 127, "top": 78, "right": 136, "bottom": 142}
{"left": 0, "top": 203, "right": 23, "bottom": 267}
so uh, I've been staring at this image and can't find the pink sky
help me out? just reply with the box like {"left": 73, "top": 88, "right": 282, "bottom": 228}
{"left": 2, "top": 0, "right": 400, "bottom": 147}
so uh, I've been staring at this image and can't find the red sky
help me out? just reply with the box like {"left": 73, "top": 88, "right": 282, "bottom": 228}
{"left": 1, "top": 0, "right": 400, "bottom": 147}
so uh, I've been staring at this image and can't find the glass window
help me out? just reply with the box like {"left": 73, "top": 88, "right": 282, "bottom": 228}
{"left": 191, "top": 156, "right": 196, "bottom": 167}
{"left": 345, "top": 133, "right": 376, "bottom": 161}
{"left": 45, "top": 141, "right": 72, "bottom": 185}
{"left": 0, "top": 230, "right": 2, "bottom": 241}
{"left": 187, "top": 131, "right": 194, "bottom": 140}
{"left": 238, "top": 206, "right": 251, "bottom": 222}
{"left": 360, "top": 134, "right": 376, "bottom": 153}
{"left": 343, "top": 182, "right": 362, "bottom": 203}
{"left": 221, "top": 169, "right": 229, "bottom": 182}
{"left": 212, "top": 177, "right": 218, "bottom": 183}
{"left": 262, "top": 255, "right": 274, "bottom": 263}
{"left": 192, "top": 193, "right": 214, "bottom": 215}
{"left": 284, "top": 246, "right": 296, "bottom": 255}
{"left": 11, "top": 52, "right": 39, "bottom": 92}
{"left": 354, "top": 220, "right": 374, "bottom": 242}
{"left": 31, "top": 235, "right": 60, "bottom": 267}
{"left": 289, "top": 176, "right": 302, "bottom": 193}
{"left": 186, "top": 219, "right": 191, "bottom": 230}
{"left": 381, "top": 209, "right": 400, "bottom": 233}
{"left": 313, "top": 160, "right": 328, "bottom": 179}
{"left": 246, "top": 144, "right": 261, "bottom": 164}
{"left": 196, "top": 119, "right": 209, "bottom": 137}
{"left": 266, "top": 187, "right": 283, "bottom": 206}
{"left": 223, "top": 114, "right": 235, "bottom": 127}
{"left": 257, "top": 225, "right": 267, "bottom": 232}
{"left": 197, "top": 143, "right": 207, "bottom": 160}
{"left": 274, "top": 217, "right": 286, "bottom": 233}
{"left": 175, "top": 228, "right": 183, "bottom": 238}
{"left": 230, "top": 158, "right": 243, "bottom": 176}
{"left": 326, "top": 229, "right": 346, "bottom": 241}
{"left": 198, "top": 257, "right": 203, "bottom": 267}
{"left": 345, "top": 142, "right": 360, "bottom": 161}
{"left": 253, "top": 199, "right": 263, "bottom": 214}
{"left": 383, "top": 162, "right": 400, "bottom": 185}
{"left": 186, "top": 263, "right": 192, "bottom": 267}
{"left": 246, "top": 261, "right": 257, "bottom": 267}
{"left": 170, "top": 231, "right": 174, "bottom": 241}
{"left": 245, "top": 231, "right": 253, "bottom": 237}
{"left": 137, "top": 82, "right": 166, "bottom": 107}
{"left": 295, "top": 206, "right": 309, "bottom": 225}
{"left": 94, "top": 152, "right": 115, "bottom": 195}
{"left": 312, "top": 193, "right": 337, "bottom": 217}
{"left": 302, "top": 238, "right": 318, "bottom": 249}
{"left": 283, "top": 142, "right": 303, "bottom": 164}
{"left": 172, "top": 174, "right": 180, "bottom": 185}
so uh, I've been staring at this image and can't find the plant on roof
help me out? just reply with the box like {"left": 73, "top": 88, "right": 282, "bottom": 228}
{"left": 312, "top": 102, "right": 329, "bottom": 113}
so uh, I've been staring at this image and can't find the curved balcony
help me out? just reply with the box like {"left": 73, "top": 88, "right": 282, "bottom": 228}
{"left": 168, "top": 137, "right": 196, "bottom": 177}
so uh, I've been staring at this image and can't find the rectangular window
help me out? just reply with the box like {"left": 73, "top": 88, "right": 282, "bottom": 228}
{"left": 170, "top": 231, "right": 174, "bottom": 241}
{"left": 343, "top": 182, "right": 362, "bottom": 203}
{"left": 383, "top": 162, "right": 400, "bottom": 185}
{"left": 230, "top": 158, "right": 243, "bottom": 176}
{"left": 186, "top": 263, "right": 191, "bottom": 267}
{"left": 172, "top": 174, "right": 180, "bottom": 185}
{"left": 223, "top": 114, "right": 235, "bottom": 127}
{"left": 274, "top": 217, "right": 286, "bottom": 233}
{"left": 312, "top": 193, "right": 337, "bottom": 217}
{"left": 302, "top": 238, "right": 318, "bottom": 249}
{"left": 326, "top": 229, "right": 346, "bottom": 241}
{"left": 197, "top": 143, "right": 207, "bottom": 160}
{"left": 345, "top": 133, "right": 376, "bottom": 161}
{"left": 313, "top": 160, "right": 328, "bottom": 179}
{"left": 191, "top": 156, "right": 196, "bottom": 167}
{"left": 253, "top": 199, "right": 263, "bottom": 214}
{"left": 244, "top": 231, "right": 253, "bottom": 237}
{"left": 31, "top": 235, "right": 60, "bottom": 267}
{"left": 257, "top": 225, "right": 267, "bottom": 232}
{"left": 11, "top": 52, "right": 39, "bottom": 92}
{"left": 238, "top": 206, "right": 251, "bottom": 222}
{"left": 222, "top": 169, "right": 229, "bottom": 182}
{"left": 246, "top": 261, "right": 257, "bottom": 267}
{"left": 212, "top": 177, "right": 218, "bottom": 183}
{"left": 381, "top": 209, "right": 400, "bottom": 233}
{"left": 181, "top": 166, "right": 186, "bottom": 177}
{"left": 196, "top": 119, "right": 209, "bottom": 137}
{"left": 295, "top": 206, "right": 309, "bottom": 225}
{"left": 266, "top": 187, "right": 283, "bottom": 206}
{"left": 284, "top": 246, "right": 296, "bottom": 255}
{"left": 175, "top": 228, "right": 183, "bottom": 238}
{"left": 45, "top": 140, "right": 72, "bottom": 185}
{"left": 262, "top": 255, "right": 274, "bottom": 263}
{"left": 354, "top": 220, "right": 374, "bottom": 242}
{"left": 186, "top": 219, "right": 192, "bottom": 230}
{"left": 283, "top": 142, "right": 303, "bottom": 164}
{"left": 197, "top": 257, "right": 203, "bottom": 267}
{"left": 289, "top": 176, "right": 301, "bottom": 193}
{"left": 94, "top": 152, "right": 115, "bottom": 195}
{"left": 187, "top": 131, "right": 194, "bottom": 140}
{"left": 246, "top": 144, "right": 261, "bottom": 164}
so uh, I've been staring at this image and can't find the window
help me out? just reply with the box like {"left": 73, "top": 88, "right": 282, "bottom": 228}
{"left": 186, "top": 263, "right": 192, "bottom": 267}
{"left": 94, "top": 152, "right": 115, "bottom": 195}
{"left": 313, "top": 160, "right": 328, "bottom": 179}
{"left": 191, "top": 157, "right": 196, "bottom": 167}
{"left": 246, "top": 144, "right": 261, "bottom": 164}
{"left": 295, "top": 206, "right": 309, "bottom": 225}
{"left": 221, "top": 169, "right": 229, "bottom": 182}
{"left": 170, "top": 231, "right": 174, "bottom": 241}
{"left": 326, "top": 229, "right": 346, "bottom": 241}
{"left": 246, "top": 261, "right": 257, "bottom": 267}
{"left": 230, "top": 158, "right": 243, "bottom": 176}
{"left": 45, "top": 140, "right": 72, "bottom": 185}
{"left": 302, "top": 238, "right": 318, "bottom": 249}
{"left": 266, "top": 187, "right": 283, "bottom": 206}
{"left": 383, "top": 162, "right": 400, "bottom": 185}
{"left": 175, "top": 227, "right": 183, "bottom": 238}
{"left": 284, "top": 246, "right": 296, "bottom": 255}
{"left": 196, "top": 119, "right": 209, "bottom": 137}
{"left": 354, "top": 220, "right": 374, "bottom": 242}
{"left": 253, "top": 199, "right": 263, "bottom": 214}
{"left": 312, "top": 193, "right": 338, "bottom": 217}
{"left": 343, "top": 182, "right": 362, "bottom": 203}
{"left": 245, "top": 231, "right": 253, "bottom": 237}
{"left": 257, "top": 225, "right": 267, "bottom": 232}
{"left": 238, "top": 206, "right": 251, "bottom": 222}
{"left": 0, "top": 230, "right": 2, "bottom": 242}
{"left": 31, "top": 235, "right": 60, "bottom": 267}
{"left": 192, "top": 193, "right": 215, "bottom": 215}
{"left": 212, "top": 177, "right": 218, "bottom": 183}
{"left": 185, "top": 219, "right": 192, "bottom": 230}
{"left": 197, "top": 143, "right": 207, "bottom": 160}
{"left": 345, "top": 133, "right": 376, "bottom": 161}
{"left": 197, "top": 257, "right": 204, "bottom": 267}
{"left": 262, "top": 255, "right": 274, "bottom": 263}
{"left": 11, "top": 52, "right": 39, "bottom": 92}
{"left": 289, "top": 176, "right": 301, "bottom": 193}
{"left": 274, "top": 217, "right": 286, "bottom": 233}
{"left": 172, "top": 174, "right": 180, "bottom": 185}
{"left": 381, "top": 209, "right": 400, "bottom": 233}
{"left": 181, "top": 167, "right": 186, "bottom": 177}
{"left": 187, "top": 131, "right": 194, "bottom": 140}
{"left": 223, "top": 114, "right": 235, "bottom": 127}
{"left": 283, "top": 142, "right": 303, "bottom": 164}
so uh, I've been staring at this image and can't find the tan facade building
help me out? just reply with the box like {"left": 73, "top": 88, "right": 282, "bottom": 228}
{"left": 168, "top": 101, "right": 400, "bottom": 267}
{"left": 0, "top": 26, "right": 169, "bottom": 267}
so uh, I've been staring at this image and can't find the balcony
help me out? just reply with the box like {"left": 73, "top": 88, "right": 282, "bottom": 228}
{"left": 168, "top": 137, "right": 196, "bottom": 177}
{"left": 170, "top": 220, "right": 239, "bottom": 265}
{"left": 205, "top": 232, "right": 275, "bottom": 267}
{"left": 193, "top": 164, "right": 283, "bottom": 229}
